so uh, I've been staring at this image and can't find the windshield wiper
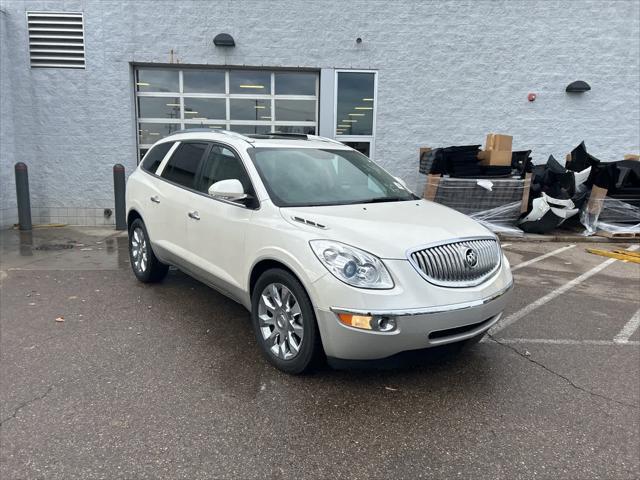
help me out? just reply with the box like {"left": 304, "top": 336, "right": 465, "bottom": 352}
{"left": 353, "top": 196, "right": 410, "bottom": 204}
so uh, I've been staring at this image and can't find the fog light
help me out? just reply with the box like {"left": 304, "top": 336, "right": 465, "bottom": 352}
{"left": 374, "top": 316, "right": 396, "bottom": 332}
{"left": 337, "top": 313, "right": 397, "bottom": 332}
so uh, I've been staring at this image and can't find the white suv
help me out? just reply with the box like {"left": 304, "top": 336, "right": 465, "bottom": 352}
{"left": 126, "top": 130, "right": 513, "bottom": 373}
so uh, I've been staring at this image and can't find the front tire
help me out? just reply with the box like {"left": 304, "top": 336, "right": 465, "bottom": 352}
{"left": 251, "top": 268, "right": 323, "bottom": 374}
{"left": 128, "top": 218, "right": 169, "bottom": 283}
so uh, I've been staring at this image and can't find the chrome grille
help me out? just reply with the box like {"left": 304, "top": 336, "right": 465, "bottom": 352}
{"left": 408, "top": 238, "right": 501, "bottom": 287}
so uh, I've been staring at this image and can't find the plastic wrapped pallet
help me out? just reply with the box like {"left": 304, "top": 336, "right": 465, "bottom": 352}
{"left": 469, "top": 202, "right": 524, "bottom": 236}
{"left": 431, "top": 177, "right": 527, "bottom": 215}
{"left": 580, "top": 196, "right": 640, "bottom": 236}
{"left": 423, "top": 177, "right": 528, "bottom": 235}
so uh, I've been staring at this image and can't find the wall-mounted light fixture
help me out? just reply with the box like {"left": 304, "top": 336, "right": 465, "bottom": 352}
{"left": 566, "top": 80, "right": 591, "bottom": 93}
{"left": 213, "top": 33, "right": 235, "bottom": 47}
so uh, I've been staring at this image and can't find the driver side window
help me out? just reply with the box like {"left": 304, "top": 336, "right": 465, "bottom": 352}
{"left": 196, "top": 144, "right": 255, "bottom": 201}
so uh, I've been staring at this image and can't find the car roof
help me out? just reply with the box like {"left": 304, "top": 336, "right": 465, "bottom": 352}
{"left": 157, "top": 129, "right": 353, "bottom": 151}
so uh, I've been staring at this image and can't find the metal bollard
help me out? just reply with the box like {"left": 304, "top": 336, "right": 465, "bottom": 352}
{"left": 14, "top": 162, "right": 32, "bottom": 231}
{"left": 113, "top": 164, "right": 126, "bottom": 230}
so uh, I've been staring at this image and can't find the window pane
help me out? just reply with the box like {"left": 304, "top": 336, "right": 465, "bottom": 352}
{"left": 273, "top": 125, "right": 316, "bottom": 134}
{"left": 183, "top": 69, "right": 225, "bottom": 93}
{"left": 229, "top": 70, "right": 271, "bottom": 94}
{"left": 138, "top": 123, "right": 180, "bottom": 145}
{"left": 183, "top": 123, "right": 225, "bottom": 130}
{"left": 136, "top": 69, "right": 179, "bottom": 92}
{"left": 138, "top": 97, "right": 180, "bottom": 119}
{"left": 141, "top": 142, "right": 173, "bottom": 173}
{"left": 230, "top": 99, "right": 272, "bottom": 121}
{"left": 336, "top": 72, "right": 375, "bottom": 136}
{"left": 161, "top": 142, "right": 209, "bottom": 188}
{"left": 197, "top": 145, "right": 253, "bottom": 195}
{"left": 275, "top": 100, "right": 316, "bottom": 122}
{"left": 184, "top": 98, "right": 226, "bottom": 120}
{"left": 229, "top": 125, "right": 272, "bottom": 134}
{"left": 274, "top": 72, "right": 316, "bottom": 95}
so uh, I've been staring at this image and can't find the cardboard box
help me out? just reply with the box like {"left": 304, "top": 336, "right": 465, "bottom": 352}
{"left": 485, "top": 133, "right": 513, "bottom": 152}
{"left": 478, "top": 149, "right": 512, "bottom": 166}
{"left": 624, "top": 154, "right": 639, "bottom": 161}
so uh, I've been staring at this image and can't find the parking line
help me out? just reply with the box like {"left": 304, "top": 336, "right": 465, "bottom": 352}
{"left": 501, "top": 243, "right": 512, "bottom": 248}
{"left": 614, "top": 309, "right": 640, "bottom": 344}
{"left": 511, "top": 244, "right": 576, "bottom": 272}
{"left": 489, "top": 244, "right": 639, "bottom": 336}
{"left": 495, "top": 338, "right": 640, "bottom": 346}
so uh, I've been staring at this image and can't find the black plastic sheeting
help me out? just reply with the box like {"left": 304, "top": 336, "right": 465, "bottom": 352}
{"left": 419, "top": 146, "right": 532, "bottom": 179}
{"left": 520, "top": 142, "right": 640, "bottom": 233}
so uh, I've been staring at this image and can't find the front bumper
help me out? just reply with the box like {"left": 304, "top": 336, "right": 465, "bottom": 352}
{"left": 315, "top": 281, "right": 512, "bottom": 360}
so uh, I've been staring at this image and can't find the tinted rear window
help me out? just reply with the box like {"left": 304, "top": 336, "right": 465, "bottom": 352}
{"left": 161, "top": 142, "right": 209, "bottom": 189}
{"left": 140, "top": 142, "right": 174, "bottom": 173}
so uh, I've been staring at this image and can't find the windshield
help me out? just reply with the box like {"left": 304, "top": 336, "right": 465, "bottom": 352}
{"left": 248, "top": 148, "right": 416, "bottom": 207}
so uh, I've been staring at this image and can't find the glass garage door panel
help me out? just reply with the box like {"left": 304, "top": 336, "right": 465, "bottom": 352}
{"left": 183, "top": 98, "right": 226, "bottom": 121}
{"left": 274, "top": 72, "right": 316, "bottom": 95}
{"left": 136, "top": 69, "right": 179, "bottom": 93}
{"left": 135, "top": 67, "right": 318, "bottom": 159}
{"left": 138, "top": 97, "right": 180, "bottom": 119}
{"left": 229, "top": 70, "right": 271, "bottom": 94}
{"left": 183, "top": 70, "right": 225, "bottom": 93}
{"left": 230, "top": 99, "right": 272, "bottom": 121}
{"left": 138, "top": 123, "right": 180, "bottom": 145}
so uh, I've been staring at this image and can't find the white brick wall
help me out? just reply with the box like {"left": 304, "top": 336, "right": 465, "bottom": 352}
{"left": 1, "top": 0, "right": 639, "bottom": 227}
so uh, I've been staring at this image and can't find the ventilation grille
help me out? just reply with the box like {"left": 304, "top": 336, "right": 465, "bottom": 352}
{"left": 291, "top": 216, "right": 326, "bottom": 229}
{"left": 27, "top": 12, "right": 85, "bottom": 69}
{"left": 408, "top": 238, "right": 501, "bottom": 287}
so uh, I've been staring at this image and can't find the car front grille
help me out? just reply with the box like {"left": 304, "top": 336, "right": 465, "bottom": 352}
{"left": 408, "top": 237, "right": 501, "bottom": 287}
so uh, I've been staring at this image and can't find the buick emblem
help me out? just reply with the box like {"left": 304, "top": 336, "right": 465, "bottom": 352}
{"left": 464, "top": 247, "right": 478, "bottom": 268}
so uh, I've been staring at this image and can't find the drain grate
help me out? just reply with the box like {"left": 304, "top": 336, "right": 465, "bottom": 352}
{"left": 34, "top": 243, "right": 75, "bottom": 251}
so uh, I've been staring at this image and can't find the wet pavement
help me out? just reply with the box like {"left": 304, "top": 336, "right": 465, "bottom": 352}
{"left": 1, "top": 227, "right": 639, "bottom": 479}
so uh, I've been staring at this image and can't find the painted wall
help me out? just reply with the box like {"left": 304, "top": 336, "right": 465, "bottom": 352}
{"left": 1, "top": 0, "right": 639, "bottom": 227}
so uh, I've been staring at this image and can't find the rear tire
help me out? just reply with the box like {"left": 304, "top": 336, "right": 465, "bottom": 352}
{"left": 128, "top": 218, "right": 169, "bottom": 283}
{"left": 251, "top": 268, "right": 323, "bottom": 374}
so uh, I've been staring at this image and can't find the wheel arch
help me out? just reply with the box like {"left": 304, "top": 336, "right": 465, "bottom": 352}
{"left": 127, "top": 209, "right": 143, "bottom": 230}
{"left": 249, "top": 259, "right": 304, "bottom": 299}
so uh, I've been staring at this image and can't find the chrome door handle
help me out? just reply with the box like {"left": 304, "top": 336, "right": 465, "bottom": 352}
{"left": 187, "top": 211, "right": 200, "bottom": 220}
{"left": 150, "top": 195, "right": 160, "bottom": 204}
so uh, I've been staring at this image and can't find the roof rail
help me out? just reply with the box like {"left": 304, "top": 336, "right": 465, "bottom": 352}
{"left": 246, "top": 132, "right": 345, "bottom": 145}
{"left": 306, "top": 134, "right": 344, "bottom": 145}
{"left": 168, "top": 128, "right": 255, "bottom": 143}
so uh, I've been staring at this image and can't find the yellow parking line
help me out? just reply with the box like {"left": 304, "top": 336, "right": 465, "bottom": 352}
{"left": 586, "top": 248, "right": 640, "bottom": 264}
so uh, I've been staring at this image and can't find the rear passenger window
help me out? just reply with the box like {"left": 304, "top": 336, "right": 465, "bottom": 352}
{"left": 141, "top": 142, "right": 173, "bottom": 173}
{"left": 161, "top": 142, "right": 209, "bottom": 189}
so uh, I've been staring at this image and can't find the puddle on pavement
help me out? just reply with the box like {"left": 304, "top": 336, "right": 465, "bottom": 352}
{"left": 2, "top": 228, "right": 130, "bottom": 270}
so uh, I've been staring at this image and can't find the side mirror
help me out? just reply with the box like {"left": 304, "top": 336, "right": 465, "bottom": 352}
{"left": 208, "top": 179, "right": 247, "bottom": 202}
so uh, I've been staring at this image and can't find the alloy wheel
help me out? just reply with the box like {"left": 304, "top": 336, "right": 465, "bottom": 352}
{"left": 257, "top": 283, "right": 304, "bottom": 360}
{"left": 130, "top": 227, "right": 148, "bottom": 273}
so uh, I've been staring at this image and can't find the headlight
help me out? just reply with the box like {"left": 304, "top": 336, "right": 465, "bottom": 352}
{"left": 309, "top": 240, "right": 394, "bottom": 289}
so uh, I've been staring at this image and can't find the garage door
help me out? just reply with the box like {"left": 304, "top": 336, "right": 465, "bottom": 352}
{"left": 135, "top": 67, "right": 319, "bottom": 160}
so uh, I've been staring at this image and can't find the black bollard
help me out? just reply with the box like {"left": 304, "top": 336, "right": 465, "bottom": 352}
{"left": 113, "top": 164, "right": 126, "bottom": 230}
{"left": 15, "top": 162, "right": 32, "bottom": 231}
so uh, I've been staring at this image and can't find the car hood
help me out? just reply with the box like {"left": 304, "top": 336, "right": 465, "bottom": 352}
{"left": 280, "top": 199, "right": 495, "bottom": 259}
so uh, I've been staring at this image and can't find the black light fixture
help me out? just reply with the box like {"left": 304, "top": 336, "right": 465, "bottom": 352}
{"left": 566, "top": 80, "right": 591, "bottom": 93}
{"left": 213, "top": 33, "right": 235, "bottom": 47}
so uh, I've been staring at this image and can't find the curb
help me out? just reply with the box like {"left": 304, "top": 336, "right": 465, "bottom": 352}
{"left": 497, "top": 233, "right": 639, "bottom": 243}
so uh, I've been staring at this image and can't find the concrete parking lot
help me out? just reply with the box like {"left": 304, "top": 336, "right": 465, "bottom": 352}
{"left": 1, "top": 227, "right": 638, "bottom": 479}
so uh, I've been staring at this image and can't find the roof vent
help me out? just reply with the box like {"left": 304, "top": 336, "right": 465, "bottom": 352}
{"left": 27, "top": 12, "right": 85, "bottom": 69}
